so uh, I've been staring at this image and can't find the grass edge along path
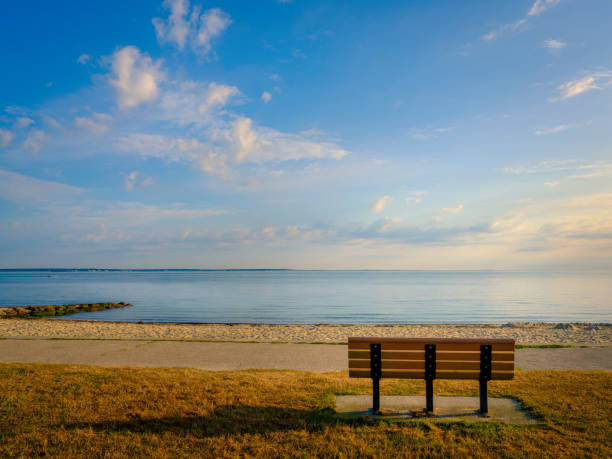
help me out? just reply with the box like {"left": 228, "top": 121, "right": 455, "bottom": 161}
{"left": 0, "top": 363, "right": 610, "bottom": 457}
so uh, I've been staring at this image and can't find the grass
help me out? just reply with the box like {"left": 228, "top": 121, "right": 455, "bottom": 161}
{"left": 0, "top": 364, "right": 610, "bottom": 458}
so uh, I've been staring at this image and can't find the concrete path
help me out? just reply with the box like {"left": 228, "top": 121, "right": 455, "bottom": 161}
{"left": 335, "top": 395, "right": 538, "bottom": 423}
{"left": 0, "top": 339, "right": 611, "bottom": 371}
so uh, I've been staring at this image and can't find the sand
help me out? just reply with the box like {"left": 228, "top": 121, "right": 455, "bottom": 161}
{"left": 1, "top": 319, "right": 610, "bottom": 345}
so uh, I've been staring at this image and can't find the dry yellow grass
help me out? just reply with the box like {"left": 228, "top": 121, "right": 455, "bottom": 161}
{"left": 0, "top": 363, "right": 610, "bottom": 458}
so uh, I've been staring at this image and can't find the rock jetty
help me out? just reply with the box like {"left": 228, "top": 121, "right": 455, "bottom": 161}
{"left": 0, "top": 302, "right": 131, "bottom": 318}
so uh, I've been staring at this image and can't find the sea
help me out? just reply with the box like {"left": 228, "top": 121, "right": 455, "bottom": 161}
{"left": 0, "top": 269, "right": 610, "bottom": 324}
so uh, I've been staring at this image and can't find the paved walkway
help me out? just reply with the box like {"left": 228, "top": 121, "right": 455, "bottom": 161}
{"left": 1, "top": 340, "right": 611, "bottom": 371}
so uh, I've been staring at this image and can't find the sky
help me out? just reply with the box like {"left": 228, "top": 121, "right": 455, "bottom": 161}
{"left": 0, "top": 0, "right": 611, "bottom": 270}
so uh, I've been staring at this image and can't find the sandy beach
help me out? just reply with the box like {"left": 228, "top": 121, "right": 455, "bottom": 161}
{"left": 1, "top": 319, "right": 610, "bottom": 345}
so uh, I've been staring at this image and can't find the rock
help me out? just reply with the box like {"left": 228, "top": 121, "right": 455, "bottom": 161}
{"left": 554, "top": 323, "right": 578, "bottom": 330}
{"left": 501, "top": 323, "right": 517, "bottom": 328}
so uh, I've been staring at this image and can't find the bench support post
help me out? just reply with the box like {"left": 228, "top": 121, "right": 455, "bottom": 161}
{"left": 425, "top": 344, "right": 436, "bottom": 412}
{"left": 372, "top": 376, "right": 380, "bottom": 414}
{"left": 479, "top": 344, "right": 492, "bottom": 414}
{"left": 426, "top": 378, "right": 434, "bottom": 412}
{"left": 370, "top": 343, "right": 382, "bottom": 415}
{"left": 479, "top": 378, "right": 488, "bottom": 414}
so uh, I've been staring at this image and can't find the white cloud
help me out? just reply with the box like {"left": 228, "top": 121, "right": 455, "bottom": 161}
{"left": 109, "top": 46, "right": 164, "bottom": 109}
{"left": 0, "top": 128, "right": 14, "bottom": 147}
{"left": 543, "top": 39, "right": 566, "bottom": 51}
{"left": 0, "top": 168, "right": 85, "bottom": 204}
{"left": 118, "top": 114, "right": 350, "bottom": 181}
{"left": 534, "top": 123, "right": 581, "bottom": 135}
{"left": 544, "top": 181, "right": 559, "bottom": 188}
{"left": 75, "top": 113, "right": 113, "bottom": 134}
{"left": 228, "top": 116, "right": 350, "bottom": 164}
{"left": 22, "top": 130, "right": 48, "bottom": 154}
{"left": 77, "top": 54, "right": 92, "bottom": 65}
{"left": 442, "top": 204, "right": 463, "bottom": 214}
{"left": 197, "top": 8, "right": 232, "bottom": 55}
{"left": 556, "top": 73, "right": 611, "bottom": 100}
{"left": 15, "top": 117, "right": 34, "bottom": 129}
{"left": 261, "top": 91, "right": 272, "bottom": 103}
{"left": 198, "top": 82, "right": 240, "bottom": 113}
{"left": 528, "top": 0, "right": 561, "bottom": 16}
{"left": 371, "top": 195, "right": 392, "bottom": 213}
{"left": 153, "top": 0, "right": 191, "bottom": 49}
{"left": 43, "top": 116, "right": 62, "bottom": 129}
{"left": 153, "top": 0, "right": 231, "bottom": 56}
{"left": 123, "top": 171, "right": 155, "bottom": 191}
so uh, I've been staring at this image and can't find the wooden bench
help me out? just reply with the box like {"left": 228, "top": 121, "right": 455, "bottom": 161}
{"left": 348, "top": 337, "right": 515, "bottom": 414}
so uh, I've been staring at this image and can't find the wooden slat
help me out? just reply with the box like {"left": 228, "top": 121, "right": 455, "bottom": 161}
{"left": 349, "top": 337, "right": 516, "bottom": 345}
{"left": 348, "top": 369, "right": 514, "bottom": 380}
{"left": 349, "top": 341, "right": 515, "bottom": 352}
{"left": 348, "top": 360, "right": 514, "bottom": 372}
{"left": 348, "top": 350, "right": 514, "bottom": 362}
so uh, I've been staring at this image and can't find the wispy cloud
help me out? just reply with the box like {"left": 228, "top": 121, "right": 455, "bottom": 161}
{"left": 15, "top": 117, "right": 34, "bottom": 129}
{"left": 117, "top": 116, "right": 349, "bottom": 181}
{"left": 198, "top": 82, "right": 240, "bottom": 113}
{"left": 482, "top": 19, "right": 526, "bottom": 41}
{"left": 77, "top": 54, "right": 92, "bottom": 65}
{"left": 261, "top": 91, "right": 272, "bottom": 103}
{"left": 543, "top": 39, "right": 566, "bottom": 51}
{"left": 371, "top": 195, "right": 392, "bottom": 213}
{"left": 0, "top": 168, "right": 85, "bottom": 204}
{"left": 410, "top": 126, "right": 454, "bottom": 140}
{"left": 528, "top": 0, "right": 561, "bottom": 16}
{"left": 75, "top": 113, "right": 113, "bottom": 134}
{"left": 153, "top": 0, "right": 231, "bottom": 56}
{"left": 442, "top": 204, "right": 463, "bottom": 214}
{"left": 504, "top": 159, "right": 612, "bottom": 180}
{"left": 551, "top": 72, "right": 612, "bottom": 101}
{"left": 0, "top": 128, "right": 14, "bottom": 147}
{"left": 122, "top": 171, "right": 155, "bottom": 191}
{"left": 534, "top": 122, "right": 584, "bottom": 135}
{"left": 482, "top": 0, "right": 562, "bottom": 41}
{"left": 405, "top": 191, "right": 427, "bottom": 206}
{"left": 22, "top": 129, "right": 48, "bottom": 154}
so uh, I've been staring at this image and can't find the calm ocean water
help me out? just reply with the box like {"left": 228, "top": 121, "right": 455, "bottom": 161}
{"left": 0, "top": 270, "right": 610, "bottom": 324}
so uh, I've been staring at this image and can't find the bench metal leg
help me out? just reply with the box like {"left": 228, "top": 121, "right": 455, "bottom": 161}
{"left": 370, "top": 343, "right": 382, "bottom": 415}
{"left": 479, "top": 378, "right": 488, "bottom": 414}
{"left": 372, "top": 377, "right": 380, "bottom": 414}
{"left": 426, "top": 378, "right": 434, "bottom": 412}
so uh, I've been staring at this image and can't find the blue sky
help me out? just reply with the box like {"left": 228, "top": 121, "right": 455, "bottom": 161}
{"left": 0, "top": 0, "right": 611, "bottom": 269}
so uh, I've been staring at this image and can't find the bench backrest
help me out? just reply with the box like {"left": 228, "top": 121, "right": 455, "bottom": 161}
{"left": 348, "top": 337, "right": 515, "bottom": 380}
